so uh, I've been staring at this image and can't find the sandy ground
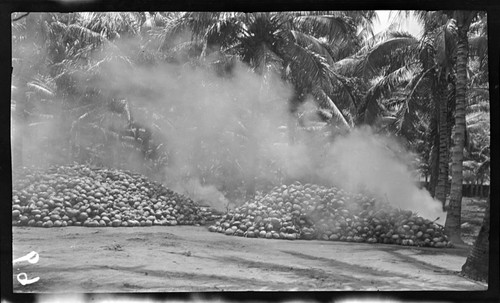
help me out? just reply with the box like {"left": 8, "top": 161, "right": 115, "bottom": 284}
{"left": 12, "top": 225, "right": 487, "bottom": 292}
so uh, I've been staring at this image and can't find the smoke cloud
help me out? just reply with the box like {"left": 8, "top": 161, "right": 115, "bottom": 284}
{"left": 323, "top": 128, "right": 445, "bottom": 223}
{"left": 12, "top": 23, "right": 445, "bottom": 222}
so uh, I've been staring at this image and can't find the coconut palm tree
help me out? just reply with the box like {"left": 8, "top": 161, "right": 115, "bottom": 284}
{"left": 11, "top": 12, "right": 169, "bottom": 175}
{"left": 444, "top": 11, "right": 478, "bottom": 245}
{"left": 150, "top": 11, "right": 376, "bottom": 195}
{"left": 364, "top": 12, "right": 463, "bottom": 214}
{"left": 12, "top": 12, "right": 60, "bottom": 168}
{"left": 155, "top": 12, "right": 376, "bottom": 131}
{"left": 465, "top": 13, "right": 489, "bottom": 197}
{"left": 431, "top": 18, "right": 457, "bottom": 208}
{"left": 461, "top": 197, "right": 489, "bottom": 281}
{"left": 383, "top": 11, "right": 488, "bottom": 243}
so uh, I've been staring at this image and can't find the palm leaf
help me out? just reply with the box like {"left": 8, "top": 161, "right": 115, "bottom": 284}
{"left": 293, "top": 14, "right": 356, "bottom": 45}
{"left": 359, "top": 27, "right": 403, "bottom": 52}
{"left": 476, "top": 159, "right": 490, "bottom": 177}
{"left": 278, "top": 36, "right": 332, "bottom": 88}
{"left": 388, "top": 66, "right": 435, "bottom": 136}
{"left": 332, "top": 56, "right": 365, "bottom": 77}
{"left": 27, "top": 77, "right": 55, "bottom": 97}
{"left": 156, "top": 12, "right": 191, "bottom": 50}
{"left": 108, "top": 99, "right": 133, "bottom": 124}
{"left": 466, "top": 111, "right": 489, "bottom": 129}
{"left": 469, "top": 34, "right": 488, "bottom": 70}
{"left": 78, "top": 12, "right": 140, "bottom": 39}
{"left": 242, "top": 43, "right": 283, "bottom": 74}
{"left": 66, "top": 23, "right": 106, "bottom": 46}
{"left": 365, "top": 64, "right": 417, "bottom": 109}
{"left": 467, "top": 100, "right": 490, "bottom": 113}
{"left": 290, "top": 30, "right": 336, "bottom": 64}
{"left": 469, "top": 14, "right": 487, "bottom": 35}
{"left": 329, "top": 70, "right": 361, "bottom": 110}
{"left": 434, "top": 19, "right": 457, "bottom": 77}
{"left": 293, "top": 13, "right": 360, "bottom": 59}
{"left": 363, "top": 36, "right": 418, "bottom": 79}
{"left": 469, "top": 35, "right": 487, "bottom": 58}
{"left": 205, "top": 16, "right": 244, "bottom": 49}
{"left": 313, "top": 88, "right": 351, "bottom": 127}
{"left": 25, "top": 112, "right": 54, "bottom": 121}
{"left": 402, "top": 66, "right": 436, "bottom": 108}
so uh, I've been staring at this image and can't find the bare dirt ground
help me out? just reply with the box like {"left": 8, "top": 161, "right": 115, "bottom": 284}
{"left": 12, "top": 198, "right": 488, "bottom": 292}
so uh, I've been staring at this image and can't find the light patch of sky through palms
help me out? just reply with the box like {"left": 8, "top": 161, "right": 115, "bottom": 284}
{"left": 374, "top": 10, "right": 423, "bottom": 38}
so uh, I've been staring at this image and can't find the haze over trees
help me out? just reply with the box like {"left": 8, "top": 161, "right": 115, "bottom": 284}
{"left": 11, "top": 11, "right": 490, "bottom": 280}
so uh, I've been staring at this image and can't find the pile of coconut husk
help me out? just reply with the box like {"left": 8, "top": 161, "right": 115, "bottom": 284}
{"left": 12, "top": 165, "right": 219, "bottom": 228}
{"left": 208, "top": 182, "right": 451, "bottom": 248}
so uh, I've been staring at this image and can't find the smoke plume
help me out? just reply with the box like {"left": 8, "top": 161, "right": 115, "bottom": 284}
{"left": 12, "top": 24, "right": 445, "bottom": 222}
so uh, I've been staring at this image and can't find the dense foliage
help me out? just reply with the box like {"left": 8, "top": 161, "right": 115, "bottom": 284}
{"left": 11, "top": 11, "right": 489, "bottom": 237}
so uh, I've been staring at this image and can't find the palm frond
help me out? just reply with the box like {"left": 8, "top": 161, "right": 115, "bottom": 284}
{"left": 476, "top": 159, "right": 490, "bottom": 177}
{"left": 26, "top": 76, "right": 55, "bottom": 97}
{"left": 251, "top": 43, "right": 283, "bottom": 74}
{"left": 402, "top": 65, "right": 436, "bottom": 107}
{"left": 467, "top": 100, "right": 490, "bottom": 113}
{"left": 155, "top": 13, "right": 191, "bottom": 50}
{"left": 27, "top": 120, "right": 53, "bottom": 128}
{"left": 205, "top": 17, "right": 244, "bottom": 49}
{"left": 184, "top": 12, "right": 220, "bottom": 40}
{"left": 329, "top": 70, "right": 362, "bottom": 110}
{"left": 389, "top": 66, "right": 435, "bottom": 136}
{"left": 293, "top": 14, "right": 357, "bottom": 45}
{"left": 389, "top": 31, "right": 417, "bottom": 39}
{"left": 468, "top": 87, "right": 489, "bottom": 100}
{"left": 290, "top": 30, "right": 336, "bottom": 64}
{"left": 363, "top": 36, "right": 419, "bottom": 79}
{"left": 469, "top": 15, "right": 487, "bottom": 36}
{"left": 159, "top": 12, "right": 242, "bottom": 55}
{"left": 434, "top": 19, "right": 457, "bottom": 76}
{"left": 359, "top": 28, "right": 407, "bottom": 52}
{"left": 77, "top": 12, "right": 141, "bottom": 39}
{"left": 25, "top": 112, "right": 54, "bottom": 121}
{"left": 332, "top": 56, "right": 365, "bottom": 77}
{"left": 402, "top": 11, "right": 447, "bottom": 34}
{"left": 418, "top": 34, "right": 436, "bottom": 69}
{"left": 278, "top": 36, "right": 332, "bottom": 89}
{"left": 66, "top": 23, "right": 106, "bottom": 46}
{"left": 466, "top": 111, "right": 489, "bottom": 128}
{"left": 49, "top": 20, "right": 67, "bottom": 34}
{"left": 366, "top": 64, "right": 417, "bottom": 104}
{"left": 358, "top": 64, "right": 417, "bottom": 127}
{"left": 469, "top": 35, "right": 487, "bottom": 57}
{"left": 347, "top": 10, "right": 377, "bottom": 39}
{"left": 469, "top": 34, "right": 488, "bottom": 70}
{"left": 313, "top": 88, "right": 351, "bottom": 127}
{"left": 108, "top": 99, "right": 133, "bottom": 124}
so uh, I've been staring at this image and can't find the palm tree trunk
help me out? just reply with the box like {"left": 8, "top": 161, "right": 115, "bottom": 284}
{"left": 445, "top": 77, "right": 456, "bottom": 197}
{"left": 288, "top": 90, "right": 304, "bottom": 145}
{"left": 445, "top": 13, "right": 473, "bottom": 245}
{"left": 428, "top": 143, "right": 439, "bottom": 197}
{"left": 435, "top": 78, "right": 449, "bottom": 209}
{"left": 428, "top": 94, "right": 440, "bottom": 198}
{"left": 461, "top": 197, "right": 489, "bottom": 281}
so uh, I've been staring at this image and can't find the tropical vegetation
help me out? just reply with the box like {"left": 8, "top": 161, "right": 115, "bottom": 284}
{"left": 11, "top": 10, "right": 490, "bottom": 278}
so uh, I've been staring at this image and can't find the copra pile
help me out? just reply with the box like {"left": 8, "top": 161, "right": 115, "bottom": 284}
{"left": 208, "top": 182, "right": 451, "bottom": 248}
{"left": 12, "top": 165, "right": 219, "bottom": 228}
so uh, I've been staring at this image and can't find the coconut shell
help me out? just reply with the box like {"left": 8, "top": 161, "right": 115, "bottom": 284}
{"left": 210, "top": 181, "right": 449, "bottom": 248}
